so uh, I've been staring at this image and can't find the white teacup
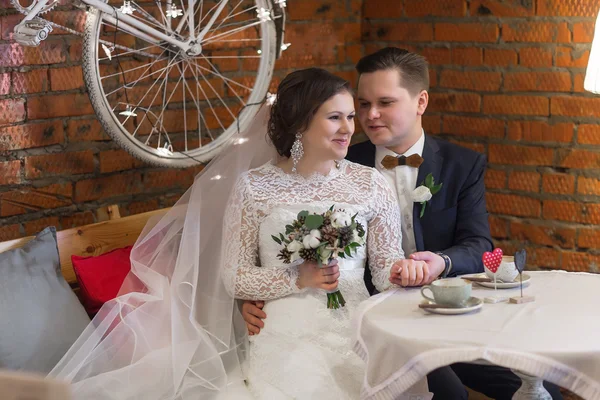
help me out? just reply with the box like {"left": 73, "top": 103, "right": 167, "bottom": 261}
{"left": 485, "top": 255, "right": 519, "bottom": 282}
{"left": 420, "top": 278, "right": 472, "bottom": 307}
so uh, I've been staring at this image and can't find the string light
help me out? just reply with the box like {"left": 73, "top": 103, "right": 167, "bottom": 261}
{"left": 118, "top": 1, "right": 135, "bottom": 15}
{"left": 119, "top": 105, "right": 137, "bottom": 117}
{"left": 101, "top": 43, "right": 114, "bottom": 60}
{"left": 256, "top": 7, "right": 271, "bottom": 22}
{"left": 166, "top": 4, "right": 183, "bottom": 18}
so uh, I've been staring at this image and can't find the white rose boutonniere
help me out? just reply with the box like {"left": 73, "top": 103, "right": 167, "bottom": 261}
{"left": 412, "top": 186, "right": 432, "bottom": 203}
{"left": 412, "top": 173, "right": 442, "bottom": 218}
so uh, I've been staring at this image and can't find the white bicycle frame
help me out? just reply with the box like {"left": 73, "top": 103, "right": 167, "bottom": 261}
{"left": 20, "top": 0, "right": 242, "bottom": 53}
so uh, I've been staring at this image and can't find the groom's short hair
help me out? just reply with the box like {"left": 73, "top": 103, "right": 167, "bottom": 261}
{"left": 356, "top": 47, "right": 429, "bottom": 96}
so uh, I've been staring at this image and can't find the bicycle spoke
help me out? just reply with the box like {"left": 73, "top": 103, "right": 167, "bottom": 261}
{"left": 146, "top": 67, "right": 186, "bottom": 146}
{"left": 184, "top": 60, "right": 219, "bottom": 141}
{"left": 131, "top": 1, "right": 166, "bottom": 31}
{"left": 131, "top": 58, "right": 180, "bottom": 137}
{"left": 188, "top": 59, "right": 252, "bottom": 92}
{"left": 191, "top": 63, "right": 226, "bottom": 132}
{"left": 210, "top": 0, "right": 246, "bottom": 35}
{"left": 103, "top": 56, "right": 171, "bottom": 97}
{"left": 199, "top": 54, "right": 244, "bottom": 103}
{"left": 99, "top": 43, "right": 165, "bottom": 62}
{"left": 195, "top": 0, "right": 222, "bottom": 37}
{"left": 87, "top": 0, "right": 275, "bottom": 166}
{"left": 202, "top": 19, "right": 261, "bottom": 46}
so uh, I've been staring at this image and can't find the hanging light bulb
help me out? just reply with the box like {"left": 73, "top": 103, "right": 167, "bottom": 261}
{"left": 166, "top": 4, "right": 183, "bottom": 18}
{"left": 280, "top": 42, "right": 291, "bottom": 51}
{"left": 275, "top": 0, "right": 287, "bottom": 7}
{"left": 101, "top": 43, "right": 114, "bottom": 60}
{"left": 119, "top": 0, "right": 135, "bottom": 15}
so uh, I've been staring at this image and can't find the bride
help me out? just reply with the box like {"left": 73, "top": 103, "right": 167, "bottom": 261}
{"left": 224, "top": 68, "right": 414, "bottom": 399}
{"left": 49, "top": 68, "right": 421, "bottom": 400}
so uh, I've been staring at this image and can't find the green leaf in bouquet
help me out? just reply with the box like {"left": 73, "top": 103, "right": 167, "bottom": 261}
{"left": 425, "top": 173, "right": 433, "bottom": 188}
{"left": 329, "top": 204, "right": 335, "bottom": 211}
{"left": 297, "top": 210, "right": 309, "bottom": 220}
{"left": 350, "top": 242, "right": 360, "bottom": 248}
{"left": 305, "top": 215, "right": 324, "bottom": 230}
{"left": 285, "top": 224, "right": 294, "bottom": 234}
{"left": 345, "top": 247, "right": 352, "bottom": 257}
{"left": 351, "top": 212, "right": 358, "bottom": 222}
{"left": 338, "top": 252, "right": 346, "bottom": 258}
{"left": 430, "top": 183, "right": 443, "bottom": 195}
{"left": 350, "top": 222, "right": 357, "bottom": 230}
{"left": 271, "top": 235, "right": 282, "bottom": 245}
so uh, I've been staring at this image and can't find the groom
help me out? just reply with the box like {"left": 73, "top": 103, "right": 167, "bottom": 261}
{"left": 350, "top": 47, "right": 562, "bottom": 400}
{"left": 242, "top": 47, "right": 562, "bottom": 399}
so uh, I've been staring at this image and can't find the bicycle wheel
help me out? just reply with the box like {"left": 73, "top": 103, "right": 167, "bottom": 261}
{"left": 83, "top": 0, "right": 277, "bottom": 167}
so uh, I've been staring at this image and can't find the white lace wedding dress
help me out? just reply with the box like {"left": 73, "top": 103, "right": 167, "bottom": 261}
{"left": 223, "top": 159, "right": 405, "bottom": 399}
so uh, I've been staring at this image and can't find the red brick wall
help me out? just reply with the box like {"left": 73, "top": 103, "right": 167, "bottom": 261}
{"left": 0, "top": 1, "right": 362, "bottom": 240}
{"left": 362, "top": 0, "right": 600, "bottom": 273}
{"left": 2, "top": 0, "right": 600, "bottom": 275}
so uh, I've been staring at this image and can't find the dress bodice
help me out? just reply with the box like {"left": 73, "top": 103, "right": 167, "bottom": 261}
{"left": 222, "top": 159, "right": 405, "bottom": 301}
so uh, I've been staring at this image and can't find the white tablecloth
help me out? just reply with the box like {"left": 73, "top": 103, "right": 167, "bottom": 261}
{"left": 352, "top": 271, "right": 600, "bottom": 400}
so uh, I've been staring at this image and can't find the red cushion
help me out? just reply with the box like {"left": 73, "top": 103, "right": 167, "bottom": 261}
{"left": 72, "top": 246, "right": 132, "bottom": 316}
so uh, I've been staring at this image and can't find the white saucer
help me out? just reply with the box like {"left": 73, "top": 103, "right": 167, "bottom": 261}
{"left": 420, "top": 296, "right": 483, "bottom": 315}
{"left": 462, "top": 273, "right": 531, "bottom": 289}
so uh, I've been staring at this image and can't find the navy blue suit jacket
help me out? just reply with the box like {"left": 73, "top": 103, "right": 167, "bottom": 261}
{"left": 346, "top": 135, "right": 493, "bottom": 293}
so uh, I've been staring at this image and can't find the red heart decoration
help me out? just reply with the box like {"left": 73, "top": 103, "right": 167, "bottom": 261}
{"left": 482, "top": 248, "right": 503, "bottom": 273}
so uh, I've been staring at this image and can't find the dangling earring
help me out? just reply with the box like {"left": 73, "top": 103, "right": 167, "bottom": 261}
{"left": 291, "top": 132, "right": 303, "bottom": 173}
{"left": 334, "top": 160, "right": 340, "bottom": 169}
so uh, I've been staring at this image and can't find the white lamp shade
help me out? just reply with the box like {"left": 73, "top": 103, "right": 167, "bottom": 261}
{"left": 585, "top": 11, "right": 600, "bottom": 94}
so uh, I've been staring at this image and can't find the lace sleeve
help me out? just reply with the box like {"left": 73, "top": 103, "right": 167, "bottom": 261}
{"left": 222, "top": 174, "right": 304, "bottom": 301}
{"left": 366, "top": 169, "right": 405, "bottom": 292}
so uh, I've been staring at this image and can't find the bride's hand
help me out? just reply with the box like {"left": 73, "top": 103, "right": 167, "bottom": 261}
{"left": 297, "top": 259, "right": 339, "bottom": 291}
{"left": 389, "top": 259, "right": 430, "bottom": 287}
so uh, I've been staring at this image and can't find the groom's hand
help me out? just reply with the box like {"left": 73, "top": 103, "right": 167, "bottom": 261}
{"left": 241, "top": 300, "right": 266, "bottom": 335}
{"left": 409, "top": 251, "right": 446, "bottom": 284}
{"left": 389, "top": 259, "right": 430, "bottom": 287}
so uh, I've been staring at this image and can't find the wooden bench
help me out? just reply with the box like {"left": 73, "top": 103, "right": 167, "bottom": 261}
{"left": 0, "top": 205, "right": 169, "bottom": 289}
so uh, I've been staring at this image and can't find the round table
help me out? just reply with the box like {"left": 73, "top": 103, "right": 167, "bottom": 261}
{"left": 352, "top": 271, "right": 600, "bottom": 400}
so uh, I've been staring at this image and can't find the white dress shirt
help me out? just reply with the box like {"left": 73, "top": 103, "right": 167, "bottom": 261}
{"left": 375, "top": 131, "right": 425, "bottom": 256}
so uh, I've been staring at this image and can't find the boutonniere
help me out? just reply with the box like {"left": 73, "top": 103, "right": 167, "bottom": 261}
{"left": 412, "top": 173, "right": 443, "bottom": 218}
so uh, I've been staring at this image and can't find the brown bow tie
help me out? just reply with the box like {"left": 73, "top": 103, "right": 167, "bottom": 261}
{"left": 381, "top": 154, "right": 424, "bottom": 169}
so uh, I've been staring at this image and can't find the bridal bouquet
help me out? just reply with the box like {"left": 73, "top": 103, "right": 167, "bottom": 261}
{"left": 271, "top": 206, "right": 365, "bottom": 309}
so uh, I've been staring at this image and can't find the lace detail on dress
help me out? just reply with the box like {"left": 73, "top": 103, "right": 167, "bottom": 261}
{"left": 221, "top": 159, "right": 405, "bottom": 300}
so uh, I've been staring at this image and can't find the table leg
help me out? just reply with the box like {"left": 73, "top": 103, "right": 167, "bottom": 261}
{"left": 511, "top": 370, "right": 552, "bottom": 400}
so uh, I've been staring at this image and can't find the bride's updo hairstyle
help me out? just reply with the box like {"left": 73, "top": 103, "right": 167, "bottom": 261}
{"left": 268, "top": 67, "right": 352, "bottom": 157}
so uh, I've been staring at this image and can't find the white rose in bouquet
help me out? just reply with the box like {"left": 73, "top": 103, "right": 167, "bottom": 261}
{"left": 303, "top": 229, "right": 322, "bottom": 249}
{"left": 412, "top": 186, "right": 432, "bottom": 203}
{"left": 331, "top": 211, "right": 351, "bottom": 228}
{"left": 318, "top": 246, "right": 333, "bottom": 264}
{"left": 286, "top": 240, "right": 303, "bottom": 262}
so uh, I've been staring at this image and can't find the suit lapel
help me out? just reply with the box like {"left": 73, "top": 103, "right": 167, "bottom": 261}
{"left": 363, "top": 141, "right": 376, "bottom": 167}
{"left": 413, "top": 135, "right": 442, "bottom": 251}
